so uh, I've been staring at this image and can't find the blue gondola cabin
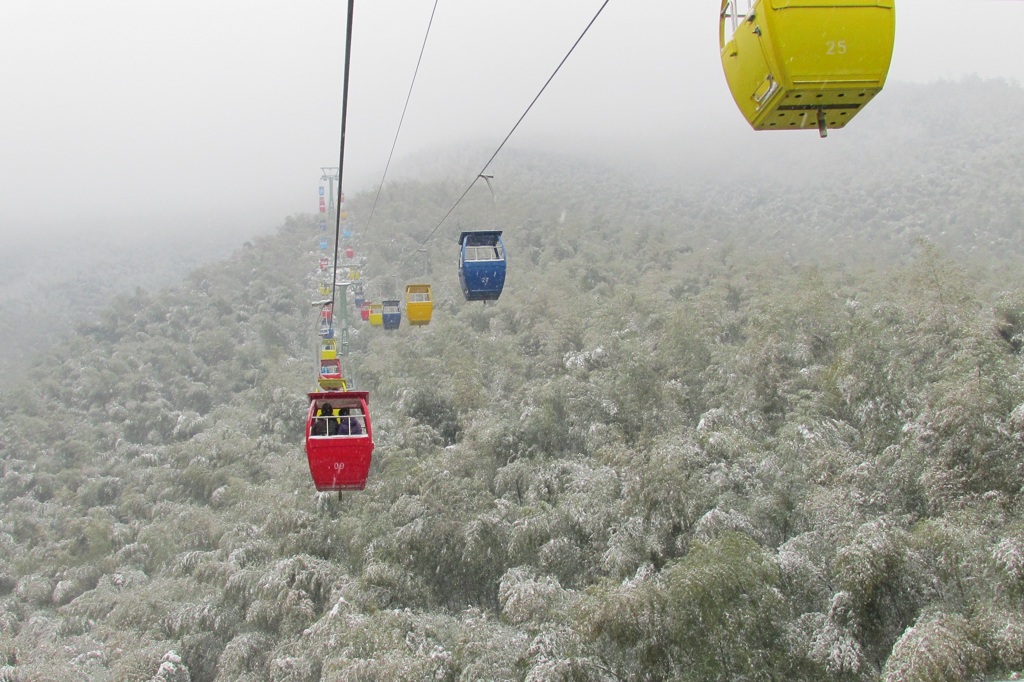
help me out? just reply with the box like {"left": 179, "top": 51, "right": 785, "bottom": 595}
{"left": 382, "top": 299, "right": 401, "bottom": 330}
{"left": 458, "top": 231, "right": 506, "bottom": 301}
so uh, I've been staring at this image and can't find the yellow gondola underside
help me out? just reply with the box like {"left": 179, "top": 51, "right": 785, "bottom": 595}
{"left": 720, "top": 0, "right": 895, "bottom": 133}
{"left": 317, "top": 375, "right": 347, "bottom": 391}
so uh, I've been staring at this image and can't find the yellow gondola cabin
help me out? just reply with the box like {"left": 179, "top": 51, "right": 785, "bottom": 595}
{"left": 720, "top": 0, "right": 895, "bottom": 136}
{"left": 405, "top": 284, "right": 433, "bottom": 326}
{"left": 368, "top": 303, "right": 384, "bottom": 328}
{"left": 320, "top": 337, "right": 338, "bottom": 360}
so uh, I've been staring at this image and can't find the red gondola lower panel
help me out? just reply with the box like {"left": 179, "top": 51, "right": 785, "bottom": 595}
{"left": 305, "top": 391, "right": 374, "bottom": 491}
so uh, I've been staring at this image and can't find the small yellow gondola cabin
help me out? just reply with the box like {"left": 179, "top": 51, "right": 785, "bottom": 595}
{"left": 405, "top": 284, "right": 433, "bottom": 326}
{"left": 368, "top": 303, "right": 384, "bottom": 328}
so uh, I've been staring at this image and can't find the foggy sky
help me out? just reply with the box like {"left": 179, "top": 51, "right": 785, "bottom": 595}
{"left": 1, "top": 0, "right": 1020, "bottom": 242}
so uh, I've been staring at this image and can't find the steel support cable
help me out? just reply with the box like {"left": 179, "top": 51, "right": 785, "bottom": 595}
{"left": 330, "top": 0, "right": 357, "bottom": 318}
{"left": 391, "top": 0, "right": 612, "bottom": 276}
{"left": 363, "top": 0, "right": 441, "bottom": 236}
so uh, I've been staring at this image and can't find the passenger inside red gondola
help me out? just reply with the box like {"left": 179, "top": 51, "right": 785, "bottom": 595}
{"left": 338, "top": 407, "right": 363, "bottom": 435}
{"left": 305, "top": 390, "right": 373, "bottom": 491}
{"left": 310, "top": 401, "right": 365, "bottom": 438}
{"left": 311, "top": 402, "right": 338, "bottom": 436}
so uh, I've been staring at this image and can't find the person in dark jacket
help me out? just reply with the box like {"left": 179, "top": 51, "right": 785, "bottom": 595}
{"left": 338, "top": 407, "right": 363, "bottom": 435}
{"left": 312, "top": 402, "right": 339, "bottom": 436}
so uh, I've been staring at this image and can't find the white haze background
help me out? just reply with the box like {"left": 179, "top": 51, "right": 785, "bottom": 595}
{"left": 0, "top": 0, "right": 1018, "bottom": 245}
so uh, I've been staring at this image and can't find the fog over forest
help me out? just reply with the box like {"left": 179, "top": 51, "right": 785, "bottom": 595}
{"left": 4, "top": 0, "right": 1024, "bottom": 242}
{"left": 4, "top": 0, "right": 1023, "bottom": 388}
{"left": 1, "top": 76, "right": 1023, "bottom": 681}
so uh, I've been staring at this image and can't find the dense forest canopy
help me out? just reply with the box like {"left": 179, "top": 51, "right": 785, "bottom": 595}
{"left": 1, "top": 78, "right": 1023, "bottom": 681}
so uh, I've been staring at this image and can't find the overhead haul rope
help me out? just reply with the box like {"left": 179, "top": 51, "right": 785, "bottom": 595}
{"left": 330, "top": 0, "right": 357, "bottom": 317}
{"left": 362, "top": 0, "right": 441, "bottom": 236}
{"left": 391, "top": 0, "right": 612, "bottom": 275}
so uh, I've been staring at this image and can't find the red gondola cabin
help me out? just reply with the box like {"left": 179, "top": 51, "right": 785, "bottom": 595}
{"left": 317, "top": 358, "right": 346, "bottom": 391}
{"left": 305, "top": 391, "right": 374, "bottom": 491}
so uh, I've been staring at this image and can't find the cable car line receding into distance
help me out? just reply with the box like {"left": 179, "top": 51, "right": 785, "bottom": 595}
{"left": 301, "top": 0, "right": 897, "bottom": 490}
{"left": 328, "top": 0, "right": 356, "bottom": 312}
{"left": 304, "top": 0, "right": 376, "bottom": 495}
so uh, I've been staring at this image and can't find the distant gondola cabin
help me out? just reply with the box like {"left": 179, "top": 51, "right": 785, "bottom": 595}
{"left": 345, "top": 246, "right": 355, "bottom": 259}
{"left": 719, "top": 0, "right": 895, "bottom": 136}
{"left": 319, "top": 305, "right": 333, "bottom": 336}
{"left": 405, "top": 284, "right": 433, "bottom": 326}
{"left": 360, "top": 302, "right": 371, "bottom": 321}
{"left": 382, "top": 299, "right": 401, "bottom": 330}
{"left": 368, "top": 303, "right": 384, "bottom": 327}
{"left": 458, "top": 231, "right": 506, "bottom": 301}
{"left": 305, "top": 391, "right": 373, "bottom": 490}
{"left": 318, "top": 359, "right": 346, "bottom": 391}
{"left": 320, "top": 337, "right": 338, "bottom": 360}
